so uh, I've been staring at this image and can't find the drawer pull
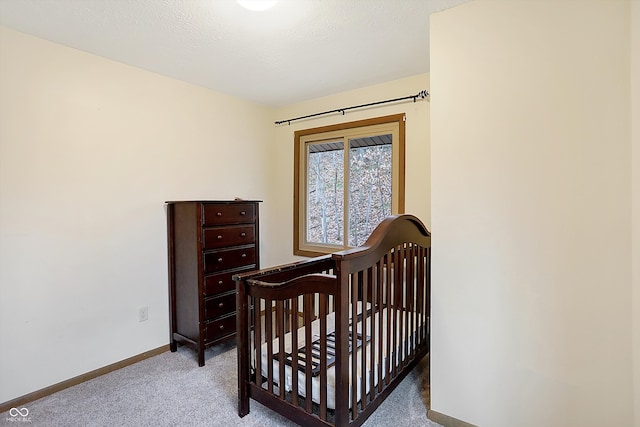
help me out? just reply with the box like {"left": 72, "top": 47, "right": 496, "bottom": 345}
{"left": 218, "top": 302, "right": 224, "bottom": 308}
{"left": 218, "top": 280, "right": 223, "bottom": 285}
{"left": 219, "top": 325, "right": 224, "bottom": 330}
{"left": 241, "top": 253, "right": 247, "bottom": 258}
{"left": 240, "top": 232, "right": 246, "bottom": 237}
{"left": 217, "top": 235, "right": 223, "bottom": 239}
{"left": 240, "top": 211, "right": 246, "bottom": 216}
{"left": 216, "top": 212, "right": 222, "bottom": 217}
{"left": 218, "top": 257, "right": 223, "bottom": 263}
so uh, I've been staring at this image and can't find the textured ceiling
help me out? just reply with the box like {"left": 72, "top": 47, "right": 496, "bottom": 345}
{"left": 0, "top": 0, "right": 470, "bottom": 107}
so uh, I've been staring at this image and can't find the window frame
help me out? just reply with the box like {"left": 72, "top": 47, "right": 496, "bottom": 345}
{"left": 293, "top": 114, "right": 405, "bottom": 257}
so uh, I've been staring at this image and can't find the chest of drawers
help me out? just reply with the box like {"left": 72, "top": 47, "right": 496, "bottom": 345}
{"left": 166, "top": 200, "right": 260, "bottom": 366}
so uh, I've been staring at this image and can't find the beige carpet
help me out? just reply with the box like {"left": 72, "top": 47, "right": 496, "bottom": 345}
{"left": 1, "top": 342, "right": 441, "bottom": 426}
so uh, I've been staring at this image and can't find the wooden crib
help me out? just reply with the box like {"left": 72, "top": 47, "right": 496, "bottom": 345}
{"left": 234, "top": 214, "right": 431, "bottom": 426}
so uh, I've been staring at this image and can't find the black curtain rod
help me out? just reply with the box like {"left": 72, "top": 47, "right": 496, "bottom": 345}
{"left": 275, "top": 89, "right": 429, "bottom": 125}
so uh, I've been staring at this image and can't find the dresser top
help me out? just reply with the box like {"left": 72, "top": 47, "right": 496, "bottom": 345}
{"left": 165, "top": 200, "right": 262, "bottom": 204}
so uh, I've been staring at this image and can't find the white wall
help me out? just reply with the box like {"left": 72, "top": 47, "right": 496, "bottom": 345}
{"left": 267, "top": 74, "right": 430, "bottom": 267}
{"left": 430, "top": 1, "right": 635, "bottom": 427}
{"left": 632, "top": 2, "right": 640, "bottom": 425}
{"left": 0, "top": 27, "right": 273, "bottom": 403}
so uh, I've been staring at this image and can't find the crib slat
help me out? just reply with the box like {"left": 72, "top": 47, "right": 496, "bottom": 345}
{"left": 291, "top": 297, "right": 299, "bottom": 407}
{"left": 254, "top": 296, "right": 263, "bottom": 389}
{"left": 401, "top": 244, "right": 407, "bottom": 367}
{"left": 265, "top": 300, "right": 274, "bottom": 393}
{"left": 369, "top": 263, "right": 377, "bottom": 403}
{"left": 276, "top": 301, "right": 285, "bottom": 399}
{"left": 401, "top": 244, "right": 408, "bottom": 369}
{"left": 376, "top": 259, "right": 384, "bottom": 394}
{"left": 304, "top": 294, "right": 313, "bottom": 413}
{"left": 417, "top": 247, "right": 422, "bottom": 342}
{"left": 418, "top": 246, "right": 429, "bottom": 342}
{"left": 392, "top": 245, "right": 400, "bottom": 378}
{"left": 319, "top": 294, "right": 328, "bottom": 420}
{"left": 416, "top": 245, "right": 424, "bottom": 344}
{"left": 406, "top": 244, "right": 412, "bottom": 358}
{"left": 399, "top": 244, "right": 405, "bottom": 367}
{"left": 351, "top": 270, "right": 358, "bottom": 419}
{"left": 415, "top": 246, "right": 421, "bottom": 344}
{"left": 385, "top": 252, "right": 392, "bottom": 386}
{"left": 360, "top": 269, "right": 368, "bottom": 411}
{"left": 408, "top": 243, "right": 415, "bottom": 359}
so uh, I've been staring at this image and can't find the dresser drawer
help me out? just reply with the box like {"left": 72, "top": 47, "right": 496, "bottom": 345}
{"left": 204, "top": 292, "right": 236, "bottom": 320}
{"left": 202, "top": 203, "right": 256, "bottom": 226}
{"left": 204, "top": 266, "right": 255, "bottom": 296}
{"left": 203, "top": 246, "right": 256, "bottom": 274}
{"left": 204, "top": 271, "right": 236, "bottom": 296}
{"left": 202, "top": 225, "right": 255, "bottom": 250}
{"left": 205, "top": 315, "right": 236, "bottom": 343}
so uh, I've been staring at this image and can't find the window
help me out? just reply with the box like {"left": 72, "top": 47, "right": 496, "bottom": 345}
{"left": 294, "top": 114, "right": 405, "bottom": 256}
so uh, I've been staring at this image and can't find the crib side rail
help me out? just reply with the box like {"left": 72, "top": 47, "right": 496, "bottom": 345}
{"left": 235, "top": 255, "right": 339, "bottom": 424}
{"left": 234, "top": 254, "right": 334, "bottom": 284}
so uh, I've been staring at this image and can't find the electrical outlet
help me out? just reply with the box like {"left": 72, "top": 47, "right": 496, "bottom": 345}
{"left": 138, "top": 306, "right": 148, "bottom": 322}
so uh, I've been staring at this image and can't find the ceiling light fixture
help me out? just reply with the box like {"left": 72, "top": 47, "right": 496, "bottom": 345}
{"left": 237, "top": 0, "right": 278, "bottom": 11}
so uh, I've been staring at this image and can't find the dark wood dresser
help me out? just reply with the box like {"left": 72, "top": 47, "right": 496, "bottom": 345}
{"left": 166, "top": 200, "right": 260, "bottom": 366}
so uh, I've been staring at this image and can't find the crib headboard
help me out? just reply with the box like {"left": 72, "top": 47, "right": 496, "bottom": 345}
{"left": 329, "top": 214, "right": 431, "bottom": 424}
{"left": 331, "top": 214, "right": 430, "bottom": 273}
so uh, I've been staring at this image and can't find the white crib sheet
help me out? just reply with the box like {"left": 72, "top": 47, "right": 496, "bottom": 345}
{"left": 258, "top": 305, "right": 423, "bottom": 410}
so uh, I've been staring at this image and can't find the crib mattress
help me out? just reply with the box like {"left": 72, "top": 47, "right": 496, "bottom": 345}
{"left": 258, "top": 305, "right": 423, "bottom": 410}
